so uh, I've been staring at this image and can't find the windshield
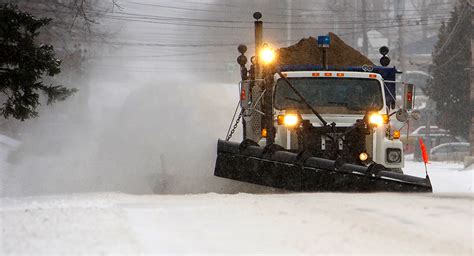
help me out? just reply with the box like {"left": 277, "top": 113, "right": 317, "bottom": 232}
{"left": 274, "top": 77, "right": 383, "bottom": 114}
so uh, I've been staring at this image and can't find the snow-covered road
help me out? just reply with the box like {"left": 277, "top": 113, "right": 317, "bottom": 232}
{"left": 1, "top": 159, "right": 473, "bottom": 255}
{"left": 1, "top": 192, "right": 473, "bottom": 255}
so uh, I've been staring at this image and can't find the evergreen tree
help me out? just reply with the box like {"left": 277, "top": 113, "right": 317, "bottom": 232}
{"left": 425, "top": 0, "right": 471, "bottom": 138}
{"left": 0, "top": 4, "right": 76, "bottom": 121}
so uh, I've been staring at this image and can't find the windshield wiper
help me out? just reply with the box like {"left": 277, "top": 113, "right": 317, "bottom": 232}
{"left": 285, "top": 96, "right": 303, "bottom": 104}
{"left": 277, "top": 71, "right": 328, "bottom": 126}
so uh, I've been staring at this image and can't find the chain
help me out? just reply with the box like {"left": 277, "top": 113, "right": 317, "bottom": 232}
{"left": 226, "top": 110, "right": 242, "bottom": 141}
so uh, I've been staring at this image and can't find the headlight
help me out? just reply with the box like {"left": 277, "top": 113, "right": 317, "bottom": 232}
{"left": 368, "top": 113, "right": 388, "bottom": 127}
{"left": 369, "top": 114, "right": 384, "bottom": 126}
{"left": 277, "top": 114, "right": 299, "bottom": 127}
{"left": 386, "top": 148, "right": 401, "bottom": 163}
{"left": 283, "top": 114, "right": 299, "bottom": 127}
{"left": 260, "top": 46, "right": 275, "bottom": 65}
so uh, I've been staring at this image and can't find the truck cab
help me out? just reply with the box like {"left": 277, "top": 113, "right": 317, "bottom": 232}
{"left": 240, "top": 65, "right": 406, "bottom": 171}
{"left": 270, "top": 70, "right": 403, "bottom": 170}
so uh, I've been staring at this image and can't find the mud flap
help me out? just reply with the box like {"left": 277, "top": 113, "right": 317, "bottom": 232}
{"left": 214, "top": 139, "right": 432, "bottom": 192}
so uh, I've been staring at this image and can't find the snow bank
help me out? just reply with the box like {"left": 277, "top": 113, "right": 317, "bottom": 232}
{"left": 404, "top": 160, "right": 473, "bottom": 193}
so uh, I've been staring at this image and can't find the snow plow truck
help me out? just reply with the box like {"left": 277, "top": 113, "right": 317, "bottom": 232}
{"left": 214, "top": 12, "right": 432, "bottom": 192}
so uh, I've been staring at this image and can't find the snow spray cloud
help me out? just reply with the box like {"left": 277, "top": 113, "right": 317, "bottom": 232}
{"left": 90, "top": 74, "right": 252, "bottom": 195}
{"left": 1, "top": 70, "right": 264, "bottom": 196}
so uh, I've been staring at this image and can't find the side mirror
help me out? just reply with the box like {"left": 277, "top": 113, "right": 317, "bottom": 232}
{"left": 410, "top": 110, "right": 421, "bottom": 120}
{"left": 396, "top": 109, "right": 409, "bottom": 122}
{"left": 403, "top": 83, "right": 415, "bottom": 110}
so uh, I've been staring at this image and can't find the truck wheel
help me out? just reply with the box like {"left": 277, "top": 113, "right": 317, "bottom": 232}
{"left": 390, "top": 168, "right": 404, "bottom": 174}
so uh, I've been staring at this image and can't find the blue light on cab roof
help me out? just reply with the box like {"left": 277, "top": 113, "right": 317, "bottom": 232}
{"left": 317, "top": 35, "right": 330, "bottom": 46}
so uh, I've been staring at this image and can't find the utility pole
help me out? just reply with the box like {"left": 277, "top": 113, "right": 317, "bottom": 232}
{"left": 469, "top": 11, "right": 474, "bottom": 159}
{"left": 351, "top": 0, "right": 358, "bottom": 47}
{"left": 395, "top": 0, "right": 406, "bottom": 72}
{"left": 421, "top": 0, "right": 428, "bottom": 40}
{"left": 457, "top": 0, "right": 473, "bottom": 166}
{"left": 287, "top": 0, "right": 292, "bottom": 44}
{"left": 361, "top": 0, "right": 368, "bottom": 55}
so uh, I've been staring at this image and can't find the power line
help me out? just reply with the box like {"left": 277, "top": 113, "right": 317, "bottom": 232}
{"left": 105, "top": 5, "right": 452, "bottom": 25}
{"left": 103, "top": 15, "right": 449, "bottom": 31}
{"left": 31, "top": 5, "right": 450, "bottom": 26}
{"left": 23, "top": 3, "right": 452, "bottom": 51}
{"left": 86, "top": 24, "right": 442, "bottom": 48}
{"left": 123, "top": 0, "right": 453, "bottom": 16}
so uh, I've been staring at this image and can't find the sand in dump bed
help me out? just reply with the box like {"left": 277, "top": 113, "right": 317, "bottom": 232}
{"left": 277, "top": 32, "right": 374, "bottom": 67}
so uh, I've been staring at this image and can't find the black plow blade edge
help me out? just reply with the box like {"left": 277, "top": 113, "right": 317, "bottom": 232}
{"left": 214, "top": 139, "right": 432, "bottom": 192}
